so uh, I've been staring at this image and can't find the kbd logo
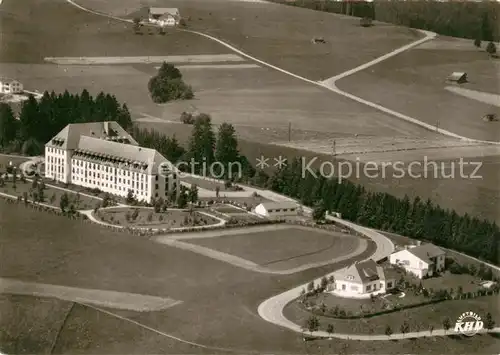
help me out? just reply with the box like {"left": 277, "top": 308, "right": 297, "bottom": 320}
{"left": 454, "top": 311, "right": 483, "bottom": 336}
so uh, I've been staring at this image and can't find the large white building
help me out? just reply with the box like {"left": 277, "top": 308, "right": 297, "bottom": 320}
{"left": 389, "top": 243, "right": 445, "bottom": 279}
{"left": 0, "top": 78, "right": 23, "bottom": 94}
{"left": 331, "top": 259, "right": 397, "bottom": 299}
{"left": 45, "top": 121, "right": 179, "bottom": 203}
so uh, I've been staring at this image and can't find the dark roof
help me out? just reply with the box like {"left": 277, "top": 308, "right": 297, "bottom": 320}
{"left": 407, "top": 244, "right": 445, "bottom": 263}
{"left": 45, "top": 121, "right": 138, "bottom": 150}
{"left": 448, "top": 72, "right": 467, "bottom": 81}
{"left": 335, "top": 259, "right": 382, "bottom": 283}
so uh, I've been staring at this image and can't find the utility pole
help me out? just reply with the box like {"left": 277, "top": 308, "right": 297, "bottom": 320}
{"left": 435, "top": 119, "right": 440, "bottom": 132}
{"left": 332, "top": 139, "right": 336, "bottom": 157}
{"left": 288, "top": 122, "right": 291, "bottom": 142}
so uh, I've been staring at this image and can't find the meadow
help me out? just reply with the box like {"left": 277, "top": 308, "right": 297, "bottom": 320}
{"left": 77, "top": 0, "right": 422, "bottom": 80}
{"left": 337, "top": 38, "right": 500, "bottom": 142}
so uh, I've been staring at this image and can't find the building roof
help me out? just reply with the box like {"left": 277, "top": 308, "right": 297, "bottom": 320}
{"left": 76, "top": 136, "right": 172, "bottom": 175}
{"left": 335, "top": 259, "right": 380, "bottom": 283}
{"left": 406, "top": 244, "right": 445, "bottom": 264}
{"left": 448, "top": 72, "right": 467, "bottom": 81}
{"left": 149, "top": 7, "right": 180, "bottom": 17}
{"left": 45, "top": 121, "right": 138, "bottom": 150}
{"left": 257, "top": 201, "right": 299, "bottom": 211}
{"left": 45, "top": 122, "right": 176, "bottom": 175}
{"left": 0, "top": 77, "right": 21, "bottom": 84}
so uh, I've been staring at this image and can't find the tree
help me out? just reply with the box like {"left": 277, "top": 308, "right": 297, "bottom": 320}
{"left": 37, "top": 185, "right": 45, "bottom": 202}
{"left": 485, "top": 312, "right": 495, "bottom": 330}
{"left": 176, "top": 188, "right": 188, "bottom": 208}
{"left": 320, "top": 276, "right": 328, "bottom": 291}
{"left": 188, "top": 184, "right": 198, "bottom": 203}
{"left": 303, "top": 315, "right": 320, "bottom": 335}
{"left": 31, "top": 177, "right": 38, "bottom": 189}
{"left": 312, "top": 202, "right": 326, "bottom": 222}
{"left": 126, "top": 189, "right": 135, "bottom": 204}
{"left": 215, "top": 123, "right": 239, "bottom": 179}
{"left": 0, "top": 103, "right": 18, "bottom": 149}
{"left": 215, "top": 185, "right": 220, "bottom": 198}
{"left": 68, "top": 204, "right": 76, "bottom": 215}
{"left": 442, "top": 317, "right": 451, "bottom": 334}
{"left": 400, "top": 321, "right": 410, "bottom": 338}
{"left": 148, "top": 62, "right": 193, "bottom": 103}
{"left": 307, "top": 281, "right": 315, "bottom": 293}
{"left": 23, "top": 191, "right": 28, "bottom": 205}
{"left": 0, "top": 176, "right": 4, "bottom": 187}
{"left": 60, "top": 192, "right": 69, "bottom": 212}
{"left": 385, "top": 325, "right": 393, "bottom": 337}
{"left": 133, "top": 17, "right": 142, "bottom": 34}
{"left": 147, "top": 212, "right": 153, "bottom": 222}
{"left": 326, "top": 324, "right": 334, "bottom": 338}
{"left": 186, "top": 114, "right": 216, "bottom": 173}
{"left": 131, "top": 208, "right": 139, "bottom": 221}
{"left": 474, "top": 38, "right": 481, "bottom": 48}
{"left": 102, "top": 193, "right": 111, "bottom": 208}
{"left": 486, "top": 42, "right": 497, "bottom": 56}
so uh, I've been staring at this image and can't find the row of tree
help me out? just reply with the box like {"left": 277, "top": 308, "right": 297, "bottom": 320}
{"left": 271, "top": 0, "right": 500, "bottom": 42}
{"left": 0, "top": 90, "right": 133, "bottom": 155}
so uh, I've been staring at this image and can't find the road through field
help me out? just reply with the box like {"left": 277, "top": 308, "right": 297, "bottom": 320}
{"left": 64, "top": 0, "right": 500, "bottom": 144}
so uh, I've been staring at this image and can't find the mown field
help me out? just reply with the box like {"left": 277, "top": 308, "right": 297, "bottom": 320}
{"left": 186, "top": 226, "right": 361, "bottom": 270}
{"left": 76, "top": 0, "right": 422, "bottom": 80}
{"left": 337, "top": 38, "right": 500, "bottom": 142}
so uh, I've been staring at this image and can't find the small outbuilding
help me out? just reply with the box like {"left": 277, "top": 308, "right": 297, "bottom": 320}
{"left": 0, "top": 78, "right": 23, "bottom": 94}
{"left": 447, "top": 72, "right": 467, "bottom": 84}
{"left": 254, "top": 201, "right": 299, "bottom": 218}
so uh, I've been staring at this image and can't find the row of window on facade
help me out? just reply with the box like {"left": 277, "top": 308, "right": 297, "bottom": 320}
{"left": 47, "top": 148, "right": 63, "bottom": 155}
{"left": 72, "top": 175, "right": 149, "bottom": 197}
{"left": 340, "top": 281, "right": 392, "bottom": 292}
{"left": 267, "top": 208, "right": 296, "bottom": 213}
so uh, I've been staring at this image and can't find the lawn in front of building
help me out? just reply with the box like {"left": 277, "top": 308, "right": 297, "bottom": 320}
{"left": 0, "top": 178, "right": 100, "bottom": 210}
{"left": 95, "top": 207, "right": 219, "bottom": 229}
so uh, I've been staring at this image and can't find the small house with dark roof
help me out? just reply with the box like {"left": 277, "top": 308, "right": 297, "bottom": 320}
{"left": 331, "top": 259, "right": 397, "bottom": 298}
{"left": 254, "top": 201, "right": 299, "bottom": 218}
{"left": 389, "top": 243, "right": 445, "bottom": 279}
{"left": 447, "top": 72, "right": 467, "bottom": 84}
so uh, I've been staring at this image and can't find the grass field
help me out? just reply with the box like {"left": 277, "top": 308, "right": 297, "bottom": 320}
{"left": 337, "top": 38, "right": 500, "bottom": 142}
{"left": 0, "top": 0, "right": 228, "bottom": 63}
{"left": 96, "top": 207, "right": 219, "bottom": 229}
{"left": 186, "top": 226, "right": 361, "bottom": 270}
{"left": 284, "top": 293, "right": 499, "bottom": 335}
{"left": 76, "top": 0, "right": 422, "bottom": 80}
{"left": 2, "top": 199, "right": 497, "bottom": 353}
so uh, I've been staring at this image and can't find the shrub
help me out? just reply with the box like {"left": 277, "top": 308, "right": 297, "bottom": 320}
{"left": 360, "top": 17, "right": 373, "bottom": 27}
{"left": 474, "top": 38, "right": 481, "bottom": 48}
{"left": 180, "top": 111, "right": 195, "bottom": 124}
{"left": 486, "top": 41, "right": 497, "bottom": 56}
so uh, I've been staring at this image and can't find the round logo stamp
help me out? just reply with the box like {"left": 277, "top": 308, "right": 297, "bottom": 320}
{"left": 454, "top": 311, "right": 483, "bottom": 336}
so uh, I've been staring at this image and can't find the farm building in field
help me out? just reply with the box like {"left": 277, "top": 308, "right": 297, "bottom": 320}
{"left": 148, "top": 7, "right": 180, "bottom": 26}
{"left": 0, "top": 78, "right": 23, "bottom": 94}
{"left": 254, "top": 201, "right": 299, "bottom": 218}
{"left": 331, "top": 259, "right": 397, "bottom": 299}
{"left": 447, "top": 72, "right": 467, "bottom": 84}
{"left": 45, "top": 121, "right": 180, "bottom": 204}
{"left": 389, "top": 243, "right": 445, "bottom": 279}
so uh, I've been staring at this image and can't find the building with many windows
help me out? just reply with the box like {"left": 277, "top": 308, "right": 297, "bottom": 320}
{"left": 45, "top": 121, "right": 179, "bottom": 203}
{"left": 0, "top": 77, "right": 23, "bottom": 94}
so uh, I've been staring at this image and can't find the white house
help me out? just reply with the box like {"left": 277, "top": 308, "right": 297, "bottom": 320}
{"left": 45, "top": 121, "right": 180, "bottom": 203}
{"left": 389, "top": 243, "right": 445, "bottom": 279}
{"left": 0, "top": 78, "right": 23, "bottom": 94}
{"left": 148, "top": 7, "right": 180, "bottom": 26}
{"left": 253, "top": 201, "right": 299, "bottom": 218}
{"left": 332, "top": 259, "right": 397, "bottom": 299}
